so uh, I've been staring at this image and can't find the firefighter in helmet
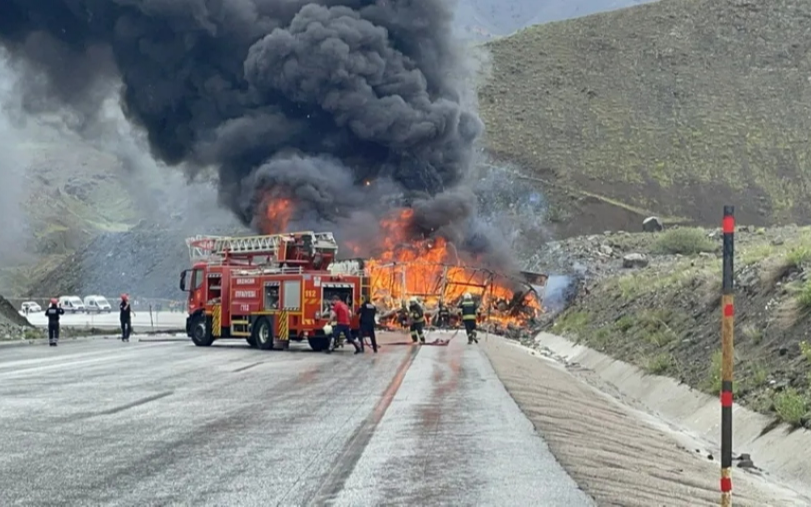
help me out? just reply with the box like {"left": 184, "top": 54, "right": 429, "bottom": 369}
{"left": 459, "top": 293, "right": 479, "bottom": 344}
{"left": 435, "top": 299, "right": 451, "bottom": 329}
{"left": 407, "top": 297, "right": 426, "bottom": 344}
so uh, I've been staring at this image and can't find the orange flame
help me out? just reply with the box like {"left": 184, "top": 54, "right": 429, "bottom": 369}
{"left": 261, "top": 197, "right": 293, "bottom": 235}
{"left": 357, "top": 208, "right": 542, "bottom": 330}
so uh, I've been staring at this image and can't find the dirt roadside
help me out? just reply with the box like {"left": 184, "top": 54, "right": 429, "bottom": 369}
{"left": 482, "top": 336, "right": 810, "bottom": 507}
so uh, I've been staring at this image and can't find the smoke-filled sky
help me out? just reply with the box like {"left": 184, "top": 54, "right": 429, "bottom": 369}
{"left": 0, "top": 0, "right": 486, "bottom": 256}
{"left": 0, "top": 71, "right": 29, "bottom": 264}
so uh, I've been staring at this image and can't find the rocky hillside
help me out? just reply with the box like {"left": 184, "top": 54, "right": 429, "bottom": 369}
{"left": 27, "top": 192, "right": 248, "bottom": 301}
{"left": 535, "top": 223, "right": 811, "bottom": 429}
{"left": 479, "top": 0, "right": 811, "bottom": 236}
{"left": 0, "top": 120, "right": 137, "bottom": 296}
{"left": 0, "top": 294, "right": 40, "bottom": 341}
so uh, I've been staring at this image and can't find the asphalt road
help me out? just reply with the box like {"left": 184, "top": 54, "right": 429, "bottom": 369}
{"left": 0, "top": 331, "right": 593, "bottom": 506}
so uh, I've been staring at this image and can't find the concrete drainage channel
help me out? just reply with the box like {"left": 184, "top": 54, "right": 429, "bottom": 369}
{"left": 525, "top": 331, "right": 811, "bottom": 501}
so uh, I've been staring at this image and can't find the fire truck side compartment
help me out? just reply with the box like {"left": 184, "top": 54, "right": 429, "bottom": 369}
{"left": 282, "top": 280, "right": 301, "bottom": 311}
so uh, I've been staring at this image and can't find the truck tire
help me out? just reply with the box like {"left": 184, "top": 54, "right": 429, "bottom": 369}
{"left": 190, "top": 314, "right": 214, "bottom": 347}
{"left": 254, "top": 318, "right": 274, "bottom": 351}
{"left": 308, "top": 337, "right": 331, "bottom": 352}
{"left": 246, "top": 336, "right": 257, "bottom": 348}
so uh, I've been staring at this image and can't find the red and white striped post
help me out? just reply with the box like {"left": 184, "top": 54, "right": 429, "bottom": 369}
{"left": 720, "top": 206, "right": 735, "bottom": 506}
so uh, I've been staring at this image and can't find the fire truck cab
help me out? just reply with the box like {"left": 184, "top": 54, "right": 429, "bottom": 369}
{"left": 179, "top": 231, "right": 367, "bottom": 351}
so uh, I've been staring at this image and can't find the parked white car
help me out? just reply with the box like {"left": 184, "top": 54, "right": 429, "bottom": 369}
{"left": 20, "top": 301, "right": 42, "bottom": 314}
{"left": 83, "top": 295, "right": 112, "bottom": 313}
{"left": 58, "top": 295, "right": 86, "bottom": 314}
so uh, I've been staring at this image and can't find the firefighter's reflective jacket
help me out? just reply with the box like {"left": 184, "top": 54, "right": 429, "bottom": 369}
{"left": 459, "top": 300, "right": 478, "bottom": 321}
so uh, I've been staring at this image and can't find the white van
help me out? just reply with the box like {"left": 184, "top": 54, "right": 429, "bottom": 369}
{"left": 58, "top": 296, "right": 86, "bottom": 314}
{"left": 83, "top": 295, "right": 112, "bottom": 313}
{"left": 20, "top": 301, "right": 42, "bottom": 314}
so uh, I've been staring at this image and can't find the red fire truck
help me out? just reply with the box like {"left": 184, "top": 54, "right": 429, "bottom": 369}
{"left": 179, "top": 231, "right": 368, "bottom": 351}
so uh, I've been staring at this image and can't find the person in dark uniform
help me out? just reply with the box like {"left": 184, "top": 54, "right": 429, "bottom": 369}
{"left": 458, "top": 293, "right": 479, "bottom": 344}
{"left": 435, "top": 300, "right": 451, "bottom": 329}
{"left": 119, "top": 294, "right": 135, "bottom": 342}
{"left": 45, "top": 298, "right": 64, "bottom": 347}
{"left": 357, "top": 296, "right": 378, "bottom": 353}
{"left": 396, "top": 301, "right": 409, "bottom": 330}
{"left": 408, "top": 297, "right": 426, "bottom": 344}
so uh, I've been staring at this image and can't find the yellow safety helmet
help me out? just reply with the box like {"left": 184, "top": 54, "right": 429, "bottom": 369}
{"left": 322, "top": 324, "right": 333, "bottom": 335}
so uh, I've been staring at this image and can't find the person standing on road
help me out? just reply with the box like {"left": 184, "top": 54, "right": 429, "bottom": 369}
{"left": 396, "top": 301, "right": 409, "bottom": 330}
{"left": 458, "top": 293, "right": 479, "bottom": 344}
{"left": 408, "top": 297, "right": 426, "bottom": 344}
{"left": 44, "top": 298, "right": 64, "bottom": 347}
{"left": 329, "top": 295, "right": 361, "bottom": 354}
{"left": 357, "top": 296, "right": 378, "bottom": 353}
{"left": 435, "top": 300, "right": 451, "bottom": 329}
{"left": 119, "top": 294, "right": 135, "bottom": 342}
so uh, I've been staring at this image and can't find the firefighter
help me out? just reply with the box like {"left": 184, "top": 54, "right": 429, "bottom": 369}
{"left": 459, "top": 293, "right": 479, "bottom": 344}
{"left": 396, "top": 301, "right": 409, "bottom": 329}
{"left": 119, "top": 294, "right": 135, "bottom": 342}
{"left": 357, "top": 296, "right": 378, "bottom": 353}
{"left": 44, "top": 298, "right": 64, "bottom": 346}
{"left": 408, "top": 297, "right": 426, "bottom": 344}
{"left": 436, "top": 299, "right": 451, "bottom": 329}
{"left": 330, "top": 294, "right": 361, "bottom": 354}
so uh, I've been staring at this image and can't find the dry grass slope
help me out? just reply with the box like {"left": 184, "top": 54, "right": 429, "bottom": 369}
{"left": 479, "top": 0, "right": 811, "bottom": 232}
{"left": 546, "top": 225, "right": 811, "bottom": 429}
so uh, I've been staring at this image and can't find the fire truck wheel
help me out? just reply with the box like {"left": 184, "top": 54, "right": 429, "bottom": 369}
{"left": 190, "top": 315, "right": 213, "bottom": 347}
{"left": 254, "top": 318, "right": 275, "bottom": 351}
{"left": 246, "top": 337, "right": 257, "bottom": 348}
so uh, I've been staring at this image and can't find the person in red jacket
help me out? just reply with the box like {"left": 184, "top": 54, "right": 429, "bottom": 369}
{"left": 329, "top": 295, "right": 361, "bottom": 354}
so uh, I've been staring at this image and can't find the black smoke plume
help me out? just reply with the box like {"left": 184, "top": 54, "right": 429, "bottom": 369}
{"left": 0, "top": 0, "right": 492, "bottom": 259}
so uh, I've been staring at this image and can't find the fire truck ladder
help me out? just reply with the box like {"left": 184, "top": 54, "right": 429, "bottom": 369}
{"left": 186, "top": 232, "right": 338, "bottom": 264}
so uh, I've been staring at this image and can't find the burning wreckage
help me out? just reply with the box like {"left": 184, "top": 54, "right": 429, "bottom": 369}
{"left": 333, "top": 210, "right": 547, "bottom": 337}
{"left": 333, "top": 258, "right": 546, "bottom": 338}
